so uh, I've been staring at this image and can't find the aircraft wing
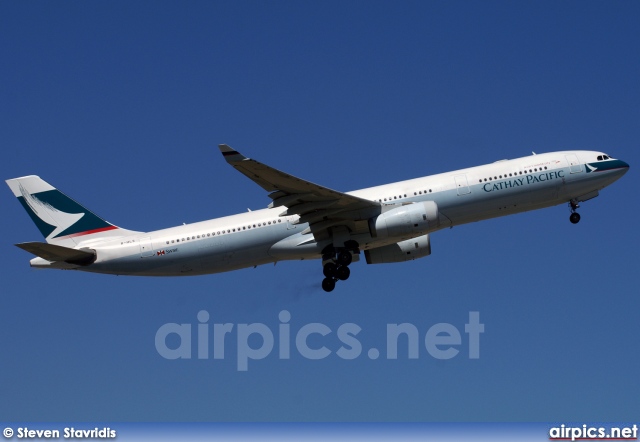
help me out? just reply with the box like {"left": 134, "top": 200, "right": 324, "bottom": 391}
{"left": 218, "top": 145, "right": 380, "bottom": 233}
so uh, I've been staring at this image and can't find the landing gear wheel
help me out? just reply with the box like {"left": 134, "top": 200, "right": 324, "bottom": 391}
{"left": 323, "top": 262, "right": 337, "bottom": 278}
{"left": 336, "top": 250, "right": 352, "bottom": 266}
{"left": 322, "top": 277, "right": 336, "bottom": 292}
{"left": 336, "top": 265, "right": 350, "bottom": 281}
{"left": 569, "top": 212, "right": 581, "bottom": 224}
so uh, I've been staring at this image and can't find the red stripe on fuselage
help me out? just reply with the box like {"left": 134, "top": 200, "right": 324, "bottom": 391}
{"left": 63, "top": 225, "right": 119, "bottom": 238}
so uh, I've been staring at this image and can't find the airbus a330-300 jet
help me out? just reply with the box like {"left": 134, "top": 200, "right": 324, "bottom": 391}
{"left": 6, "top": 145, "right": 629, "bottom": 292}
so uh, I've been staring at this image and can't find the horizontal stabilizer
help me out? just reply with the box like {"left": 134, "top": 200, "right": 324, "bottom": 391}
{"left": 15, "top": 242, "right": 96, "bottom": 266}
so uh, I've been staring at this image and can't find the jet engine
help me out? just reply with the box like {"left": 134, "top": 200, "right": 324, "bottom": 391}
{"left": 364, "top": 234, "right": 431, "bottom": 264}
{"left": 368, "top": 201, "right": 439, "bottom": 240}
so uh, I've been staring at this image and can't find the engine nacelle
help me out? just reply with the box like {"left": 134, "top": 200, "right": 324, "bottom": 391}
{"left": 364, "top": 234, "right": 432, "bottom": 264}
{"left": 368, "top": 201, "right": 439, "bottom": 240}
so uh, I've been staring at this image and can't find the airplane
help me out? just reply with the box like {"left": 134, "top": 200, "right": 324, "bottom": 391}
{"left": 6, "top": 146, "right": 630, "bottom": 292}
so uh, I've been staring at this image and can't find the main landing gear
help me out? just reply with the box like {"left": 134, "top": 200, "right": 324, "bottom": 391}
{"left": 321, "top": 242, "right": 358, "bottom": 292}
{"left": 569, "top": 200, "right": 581, "bottom": 224}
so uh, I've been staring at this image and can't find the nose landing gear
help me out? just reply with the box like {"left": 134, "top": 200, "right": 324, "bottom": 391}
{"left": 569, "top": 200, "right": 581, "bottom": 224}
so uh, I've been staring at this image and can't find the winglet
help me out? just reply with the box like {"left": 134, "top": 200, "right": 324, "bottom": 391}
{"left": 218, "top": 144, "right": 247, "bottom": 163}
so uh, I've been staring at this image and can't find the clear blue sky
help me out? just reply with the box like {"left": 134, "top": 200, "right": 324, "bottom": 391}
{"left": 1, "top": 1, "right": 638, "bottom": 422}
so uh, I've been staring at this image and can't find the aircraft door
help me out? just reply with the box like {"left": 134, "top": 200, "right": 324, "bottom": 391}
{"left": 139, "top": 237, "right": 154, "bottom": 257}
{"left": 566, "top": 154, "right": 583, "bottom": 174}
{"left": 454, "top": 174, "right": 471, "bottom": 196}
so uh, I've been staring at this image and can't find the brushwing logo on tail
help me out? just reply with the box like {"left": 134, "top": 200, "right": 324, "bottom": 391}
{"left": 18, "top": 184, "right": 84, "bottom": 239}
{"left": 17, "top": 184, "right": 114, "bottom": 239}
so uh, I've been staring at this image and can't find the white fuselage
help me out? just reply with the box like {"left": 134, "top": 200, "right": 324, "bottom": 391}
{"left": 30, "top": 150, "right": 629, "bottom": 276}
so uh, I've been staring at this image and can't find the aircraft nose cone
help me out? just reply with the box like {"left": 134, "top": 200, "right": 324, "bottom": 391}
{"left": 618, "top": 159, "right": 630, "bottom": 174}
{"left": 614, "top": 159, "right": 630, "bottom": 178}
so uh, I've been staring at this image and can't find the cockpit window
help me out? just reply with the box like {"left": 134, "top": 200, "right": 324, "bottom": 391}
{"left": 597, "top": 155, "right": 603, "bottom": 161}
{"left": 597, "top": 155, "right": 611, "bottom": 161}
